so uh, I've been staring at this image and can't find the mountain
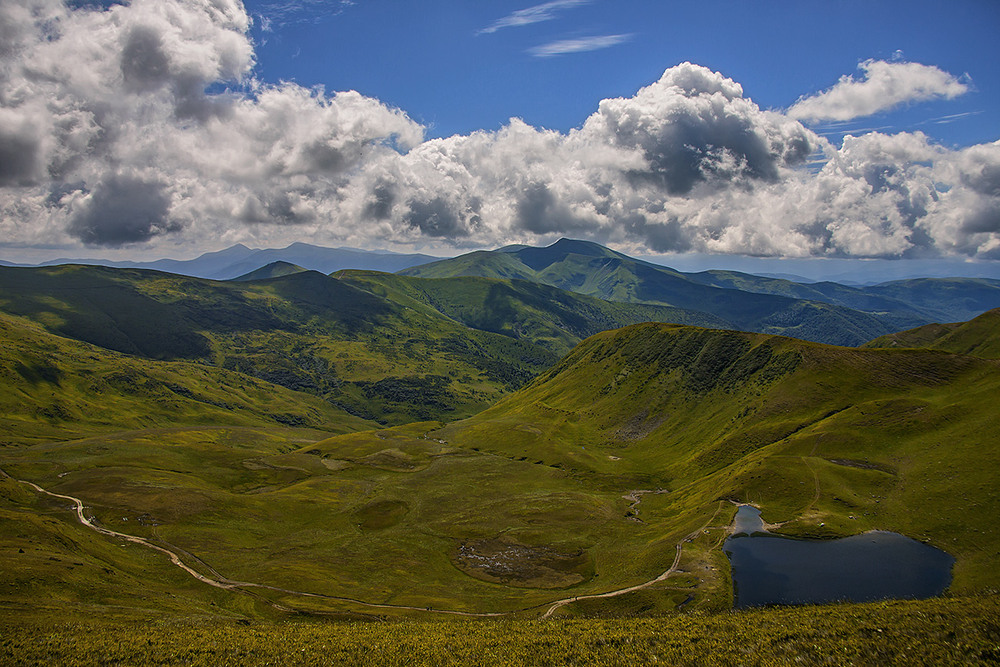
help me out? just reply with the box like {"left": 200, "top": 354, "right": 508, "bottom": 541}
{"left": 2, "top": 262, "right": 787, "bottom": 423}
{"left": 13, "top": 243, "right": 442, "bottom": 280}
{"left": 2, "top": 262, "right": 999, "bottom": 626}
{"left": 402, "top": 239, "right": 928, "bottom": 345}
{"left": 209, "top": 242, "right": 442, "bottom": 280}
{"left": 0, "top": 264, "right": 562, "bottom": 424}
{"left": 0, "top": 309, "right": 374, "bottom": 446}
{"left": 439, "top": 320, "right": 1000, "bottom": 595}
{"left": 233, "top": 261, "right": 307, "bottom": 281}
{"left": 864, "top": 307, "right": 1000, "bottom": 359}
{"left": 687, "top": 271, "right": 1000, "bottom": 323}
{"left": 402, "top": 239, "right": 1000, "bottom": 343}
{"left": 334, "top": 270, "right": 729, "bottom": 358}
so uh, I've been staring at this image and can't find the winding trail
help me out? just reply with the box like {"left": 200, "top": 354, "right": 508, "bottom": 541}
{"left": 622, "top": 488, "right": 668, "bottom": 523}
{"left": 540, "top": 501, "right": 725, "bottom": 619}
{"left": 6, "top": 468, "right": 724, "bottom": 620}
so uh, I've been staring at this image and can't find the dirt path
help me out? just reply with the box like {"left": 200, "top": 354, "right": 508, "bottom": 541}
{"left": 8, "top": 469, "right": 725, "bottom": 620}
{"left": 5, "top": 468, "right": 510, "bottom": 617}
{"left": 622, "top": 488, "right": 668, "bottom": 523}
{"left": 540, "top": 501, "right": 725, "bottom": 619}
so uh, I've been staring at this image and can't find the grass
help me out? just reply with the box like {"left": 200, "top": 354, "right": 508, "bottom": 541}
{"left": 1, "top": 594, "right": 998, "bottom": 665}
{"left": 3, "top": 260, "right": 1000, "bottom": 643}
{"left": 439, "top": 323, "right": 1000, "bottom": 596}
{"left": 402, "top": 238, "right": 1000, "bottom": 345}
{"left": 1, "top": 419, "right": 726, "bottom": 618}
{"left": 865, "top": 307, "right": 1000, "bottom": 359}
{"left": 0, "top": 310, "right": 372, "bottom": 446}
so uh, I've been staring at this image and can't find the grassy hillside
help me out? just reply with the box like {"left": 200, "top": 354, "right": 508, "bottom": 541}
{"left": 0, "top": 310, "right": 372, "bottom": 446}
{"left": 865, "top": 308, "right": 1000, "bottom": 359}
{"left": 0, "top": 265, "right": 560, "bottom": 425}
{"left": 232, "top": 260, "right": 306, "bottom": 281}
{"left": 3, "top": 594, "right": 998, "bottom": 665}
{"left": 336, "top": 270, "right": 728, "bottom": 357}
{"left": 1, "top": 415, "right": 727, "bottom": 618}
{"left": 402, "top": 239, "right": 929, "bottom": 345}
{"left": 439, "top": 322, "right": 1000, "bottom": 594}
{"left": 4, "top": 320, "right": 997, "bottom": 622}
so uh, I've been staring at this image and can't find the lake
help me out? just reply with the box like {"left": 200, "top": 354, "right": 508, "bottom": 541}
{"left": 724, "top": 505, "right": 954, "bottom": 609}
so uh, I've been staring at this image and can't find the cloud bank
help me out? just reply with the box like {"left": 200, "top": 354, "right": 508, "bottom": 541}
{"left": 1, "top": 1, "right": 998, "bottom": 260}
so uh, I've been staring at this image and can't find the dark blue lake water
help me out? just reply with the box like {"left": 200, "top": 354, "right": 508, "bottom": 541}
{"left": 724, "top": 505, "right": 954, "bottom": 609}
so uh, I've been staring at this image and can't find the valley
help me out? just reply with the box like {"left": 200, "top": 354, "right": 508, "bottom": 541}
{"left": 2, "top": 240, "right": 999, "bottom": 662}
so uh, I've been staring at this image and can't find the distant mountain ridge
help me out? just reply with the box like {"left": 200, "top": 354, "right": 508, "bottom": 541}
{"left": 4, "top": 242, "right": 442, "bottom": 280}
{"left": 864, "top": 307, "right": 1000, "bottom": 359}
{"left": 402, "top": 238, "right": 1000, "bottom": 344}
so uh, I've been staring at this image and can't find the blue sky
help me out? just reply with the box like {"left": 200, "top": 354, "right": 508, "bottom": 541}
{"left": 1, "top": 0, "right": 998, "bottom": 279}
{"left": 244, "top": 0, "right": 998, "bottom": 147}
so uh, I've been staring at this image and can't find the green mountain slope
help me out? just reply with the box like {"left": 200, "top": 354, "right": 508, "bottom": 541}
{"left": 232, "top": 260, "right": 307, "bottom": 281}
{"left": 688, "top": 270, "right": 1000, "bottom": 322}
{"left": 335, "top": 271, "right": 729, "bottom": 357}
{"left": 0, "top": 266, "right": 558, "bottom": 423}
{"left": 5, "top": 319, "right": 996, "bottom": 620}
{"left": 867, "top": 278, "right": 1000, "bottom": 322}
{"left": 0, "top": 311, "right": 373, "bottom": 445}
{"left": 0, "top": 265, "right": 564, "bottom": 425}
{"left": 402, "top": 239, "right": 928, "bottom": 345}
{"left": 864, "top": 307, "right": 1000, "bottom": 358}
{"left": 439, "top": 322, "right": 1000, "bottom": 593}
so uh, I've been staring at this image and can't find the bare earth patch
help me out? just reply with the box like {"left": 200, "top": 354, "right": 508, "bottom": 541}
{"left": 452, "top": 538, "right": 591, "bottom": 588}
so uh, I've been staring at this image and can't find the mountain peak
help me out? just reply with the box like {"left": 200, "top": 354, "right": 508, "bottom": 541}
{"left": 515, "top": 238, "right": 617, "bottom": 270}
{"left": 231, "top": 260, "right": 307, "bottom": 282}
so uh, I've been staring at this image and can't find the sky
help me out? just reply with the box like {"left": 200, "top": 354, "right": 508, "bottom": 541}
{"left": 1, "top": 0, "right": 999, "bottom": 278}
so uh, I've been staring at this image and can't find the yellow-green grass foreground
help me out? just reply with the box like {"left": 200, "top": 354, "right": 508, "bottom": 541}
{"left": 2, "top": 594, "right": 998, "bottom": 666}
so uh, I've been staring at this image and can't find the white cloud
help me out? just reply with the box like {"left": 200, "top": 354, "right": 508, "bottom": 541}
{"left": 478, "top": 0, "right": 589, "bottom": 35}
{"left": 528, "top": 33, "right": 632, "bottom": 57}
{"left": 788, "top": 59, "right": 969, "bottom": 122}
{"left": 253, "top": 0, "right": 356, "bottom": 29}
{"left": 0, "top": 2, "right": 997, "bottom": 261}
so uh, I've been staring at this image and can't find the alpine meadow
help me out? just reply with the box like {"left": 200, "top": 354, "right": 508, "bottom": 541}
{"left": 3, "top": 0, "right": 1000, "bottom": 664}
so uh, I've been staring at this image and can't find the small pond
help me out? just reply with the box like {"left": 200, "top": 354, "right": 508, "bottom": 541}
{"left": 724, "top": 505, "right": 954, "bottom": 609}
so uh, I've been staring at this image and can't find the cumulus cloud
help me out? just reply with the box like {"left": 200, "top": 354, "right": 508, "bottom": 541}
{"left": 0, "top": 1, "right": 997, "bottom": 261}
{"left": 478, "top": 0, "right": 589, "bottom": 35}
{"left": 0, "top": 0, "right": 420, "bottom": 248}
{"left": 579, "top": 63, "right": 814, "bottom": 194}
{"left": 788, "top": 60, "right": 969, "bottom": 122}
{"left": 67, "top": 174, "right": 179, "bottom": 245}
{"left": 528, "top": 33, "right": 632, "bottom": 57}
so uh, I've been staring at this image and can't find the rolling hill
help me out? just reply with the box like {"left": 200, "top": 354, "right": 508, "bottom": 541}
{"left": 2, "top": 262, "right": 741, "bottom": 425}
{"left": 439, "top": 321, "right": 1000, "bottom": 595}
{"left": 864, "top": 307, "right": 1000, "bottom": 359}
{"left": 0, "top": 310, "right": 374, "bottom": 452}
{"left": 0, "top": 264, "right": 559, "bottom": 424}
{"left": 333, "top": 270, "right": 728, "bottom": 358}
{"left": 232, "top": 260, "right": 307, "bottom": 281}
{"left": 3, "top": 315, "right": 996, "bottom": 623}
{"left": 8, "top": 242, "right": 442, "bottom": 280}
{"left": 403, "top": 238, "right": 1000, "bottom": 345}
{"left": 2, "top": 251, "right": 999, "bottom": 638}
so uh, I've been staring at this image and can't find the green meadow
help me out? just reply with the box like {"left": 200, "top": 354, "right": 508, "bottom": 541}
{"left": 2, "top": 262, "right": 1000, "bottom": 662}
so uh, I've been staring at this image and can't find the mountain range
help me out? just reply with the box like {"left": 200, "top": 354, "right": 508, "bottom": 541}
{"left": 1, "top": 238, "right": 998, "bottom": 633}
{"left": 402, "top": 238, "right": 1000, "bottom": 345}
{"left": 1, "top": 242, "right": 441, "bottom": 280}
